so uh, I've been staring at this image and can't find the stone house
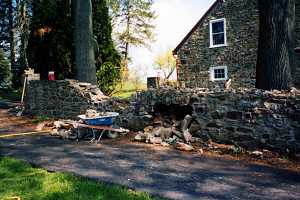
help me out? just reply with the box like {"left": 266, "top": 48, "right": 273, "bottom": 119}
{"left": 173, "top": 0, "right": 300, "bottom": 88}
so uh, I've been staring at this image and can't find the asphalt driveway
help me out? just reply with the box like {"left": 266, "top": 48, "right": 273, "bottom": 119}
{"left": 1, "top": 133, "right": 300, "bottom": 200}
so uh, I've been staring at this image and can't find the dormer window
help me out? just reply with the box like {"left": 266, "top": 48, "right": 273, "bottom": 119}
{"left": 209, "top": 18, "right": 227, "bottom": 48}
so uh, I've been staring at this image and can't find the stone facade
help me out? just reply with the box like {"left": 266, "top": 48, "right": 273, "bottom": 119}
{"left": 174, "top": 0, "right": 300, "bottom": 89}
{"left": 136, "top": 87, "right": 300, "bottom": 154}
{"left": 25, "top": 80, "right": 111, "bottom": 118}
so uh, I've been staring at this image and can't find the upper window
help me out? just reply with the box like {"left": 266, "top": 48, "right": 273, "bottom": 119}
{"left": 209, "top": 18, "right": 227, "bottom": 48}
{"left": 210, "top": 66, "right": 228, "bottom": 81}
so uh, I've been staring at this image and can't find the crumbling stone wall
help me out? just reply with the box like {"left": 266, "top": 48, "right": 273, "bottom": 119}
{"left": 25, "top": 80, "right": 110, "bottom": 118}
{"left": 136, "top": 88, "right": 300, "bottom": 154}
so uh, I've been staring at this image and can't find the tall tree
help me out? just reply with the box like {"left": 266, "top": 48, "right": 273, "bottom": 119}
{"left": 73, "top": 0, "right": 97, "bottom": 84}
{"left": 28, "top": 0, "right": 73, "bottom": 80}
{"left": 8, "top": 0, "right": 15, "bottom": 71}
{"left": 108, "top": 0, "right": 156, "bottom": 60}
{"left": 256, "top": 0, "right": 295, "bottom": 90}
{"left": 0, "top": 48, "right": 11, "bottom": 87}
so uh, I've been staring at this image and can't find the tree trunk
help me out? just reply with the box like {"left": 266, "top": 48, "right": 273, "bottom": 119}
{"left": 8, "top": 0, "right": 15, "bottom": 72}
{"left": 256, "top": 0, "right": 295, "bottom": 90}
{"left": 73, "top": 0, "right": 97, "bottom": 84}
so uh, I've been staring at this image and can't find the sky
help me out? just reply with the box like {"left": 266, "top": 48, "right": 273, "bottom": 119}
{"left": 129, "top": 0, "right": 215, "bottom": 79}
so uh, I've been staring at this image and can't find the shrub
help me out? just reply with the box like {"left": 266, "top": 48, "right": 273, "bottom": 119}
{"left": 0, "top": 48, "right": 11, "bottom": 88}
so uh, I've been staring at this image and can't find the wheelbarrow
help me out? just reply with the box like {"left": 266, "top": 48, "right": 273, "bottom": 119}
{"left": 77, "top": 112, "right": 128, "bottom": 142}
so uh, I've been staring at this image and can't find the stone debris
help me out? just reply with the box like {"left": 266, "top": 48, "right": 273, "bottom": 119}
{"left": 175, "top": 142, "right": 194, "bottom": 152}
{"left": 133, "top": 87, "right": 300, "bottom": 154}
{"left": 133, "top": 114, "right": 199, "bottom": 151}
{"left": 85, "top": 109, "right": 99, "bottom": 118}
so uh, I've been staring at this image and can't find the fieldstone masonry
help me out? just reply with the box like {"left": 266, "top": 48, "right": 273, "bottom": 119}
{"left": 25, "top": 80, "right": 111, "bottom": 118}
{"left": 174, "top": 0, "right": 300, "bottom": 88}
{"left": 25, "top": 80, "right": 300, "bottom": 154}
{"left": 135, "top": 87, "right": 300, "bottom": 154}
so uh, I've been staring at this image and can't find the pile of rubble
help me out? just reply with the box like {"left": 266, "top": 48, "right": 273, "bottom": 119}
{"left": 134, "top": 114, "right": 202, "bottom": 151}
{"left": 50, "top": 109, "right": 129, "bottom": 141}
{"left": 132, "top": 87, "right": 300, "bottom": 154}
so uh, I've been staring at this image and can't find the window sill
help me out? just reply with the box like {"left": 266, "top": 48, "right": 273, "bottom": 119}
{"left": 211, "top": 78, "right": 227, "bottom": 82}
{"left": 209, "top": 44, "right": 228, "bottom": 49}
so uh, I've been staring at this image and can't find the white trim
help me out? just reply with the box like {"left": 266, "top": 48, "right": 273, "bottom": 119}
{"left": 209, "top": 66, "right": 228, "bottom": 81}
{"left": 209, "top": 18, "right": 227, "bottom": 48}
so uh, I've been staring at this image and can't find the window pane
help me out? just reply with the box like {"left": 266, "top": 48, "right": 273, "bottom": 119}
{"left": 214, "top": 68, "right": 225, "bottom": 79}
{"left": 213, "top": 33, "right": 225, "bottom": 45}
{"left": 212, "top": 21, "right": 224, "bottom": 33}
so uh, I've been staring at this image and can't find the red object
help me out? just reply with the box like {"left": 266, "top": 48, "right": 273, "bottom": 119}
{"left": 48, "top": 71, "right": 55, "bottom": 80}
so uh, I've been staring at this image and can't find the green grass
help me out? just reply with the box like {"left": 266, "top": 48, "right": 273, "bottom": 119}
{"left": 112, "top": 82, "right": 147, "bottom": 99}
{"left": 0, "top": 157, "right": 161, "bottom": 200}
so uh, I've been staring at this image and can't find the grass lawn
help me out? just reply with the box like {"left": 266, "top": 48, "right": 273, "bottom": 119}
{"left": 112, "top": 82, "right": 147, "bottom": 99}
{"left": 0, "top": 157, "right": 161, "bottom": 200}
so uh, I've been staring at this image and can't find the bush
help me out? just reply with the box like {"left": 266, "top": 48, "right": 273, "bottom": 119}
{"left": 0, "top": 48, "right": 11, "bottom": 88}
{"left": 96, "top": 62, "right": 121, "bottom": 95}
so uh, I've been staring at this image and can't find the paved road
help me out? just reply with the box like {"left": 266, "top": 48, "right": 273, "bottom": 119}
{"left": 1, "top": 134, "right": 300, "bottom": 200}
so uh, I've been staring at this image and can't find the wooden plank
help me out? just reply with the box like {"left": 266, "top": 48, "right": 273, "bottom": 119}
{"left": 75, "top": 123, "right": 128, "bottom": 133}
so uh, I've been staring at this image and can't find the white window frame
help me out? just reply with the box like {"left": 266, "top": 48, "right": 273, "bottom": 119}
{"left": 210, "top": 66, "right": 228, "bottom": 81}
{"left": 209, "top": 18, "right": 227, "bottom": 48}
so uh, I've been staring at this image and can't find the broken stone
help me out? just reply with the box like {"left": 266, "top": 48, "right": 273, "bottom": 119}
{"left": 189, "top": 121, "right": 201, "bottom": 135}
{"left": 172, "top": 129, "right": 184, "bottom": 139}
{"left": 251, "top": 151, "right": 263, "bottom": 157}
{"left": 85, "top": 109, "right": 99, "bottom": 118}
{"left": 161, "top": 142, "right": 170, "bottom": 147}
{"left": 175, "top": 142, "right": 194, "bottom": 151}
{"left": 134, "top": 132, "right": 150, "bottom": 142}
{"left": 152, "top": 127, "right": 172, "bottom": 140}
{"left": 183, "top": 130, "right": 192, "bottom": 143}
{"left": 164, "top": 135, "right": 178, "bottom": 144}
{"left": 107, "top": 131, "right": 119, "bottom": 139}
{"left": 181, "top": 115, "right": 193, "bottom": 131}
{"left": 144, "top": 126, "right": 153, "bottom": 132}
{"left": 148, "top": 136, "right": 163, "bottom": 144}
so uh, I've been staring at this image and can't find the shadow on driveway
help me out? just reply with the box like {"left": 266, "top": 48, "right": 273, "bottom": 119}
{"left": 1, "top": 134, "right": 300, "bottom": 200}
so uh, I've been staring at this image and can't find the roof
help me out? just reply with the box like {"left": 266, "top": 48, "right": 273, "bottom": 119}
{"left": 173, "top": 0, "right": 222, "bottom": 55}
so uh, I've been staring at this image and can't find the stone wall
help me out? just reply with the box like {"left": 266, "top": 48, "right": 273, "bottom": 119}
{"left": 25, "top": 80, "right": 111, "bottom": 118}
{"left": 135, "top": 87, "right": 300, "bottom": 154}
{"left": 175, "top": 0, "right": 300, "bottom": 89}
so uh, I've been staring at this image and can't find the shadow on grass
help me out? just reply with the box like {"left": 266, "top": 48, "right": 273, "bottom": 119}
{"left": 0, "top": 157, "right": 162, "bottom": 200}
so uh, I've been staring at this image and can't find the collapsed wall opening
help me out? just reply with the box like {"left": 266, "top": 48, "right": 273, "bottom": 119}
{"left": 153, "top": 103, "right": 193, "bottom": 121}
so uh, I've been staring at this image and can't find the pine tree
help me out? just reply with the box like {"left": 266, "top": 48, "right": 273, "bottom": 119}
{"left": 108, "top": 0, "right": 156, "bottom": 60}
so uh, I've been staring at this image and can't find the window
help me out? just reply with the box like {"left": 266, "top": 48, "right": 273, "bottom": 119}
{"left": 210, "top": 66, "right": 228, "bottom": 81}
{"left": 209, "top": 18, "right": 227, "bottom": 48}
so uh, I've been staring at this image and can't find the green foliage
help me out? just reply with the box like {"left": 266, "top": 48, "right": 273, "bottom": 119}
{"left": 96, "top": 62, "right": 121, "bottom": 95}
{"left": 0, "top": 157, "right": 162, "bottom": 200}
{"left": 0, "top": 48, "right": 11, "bottom": 88}
{"left": 27, "top": 0, "right": 121, "bottom": 94}
{"left": 154, "top": 50, "right": 176, "bottom": 80}
{"left": 0, "top": 0, "right": 15, "bottom": 54}
{"left": 93, "top": 0, "right": 122, "bottom": 94}
{"left": 107, "top": 0, "right": 156, "bottom": 59}
{"left": 27, "top": 0, "right": 73, "bottom": 80}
